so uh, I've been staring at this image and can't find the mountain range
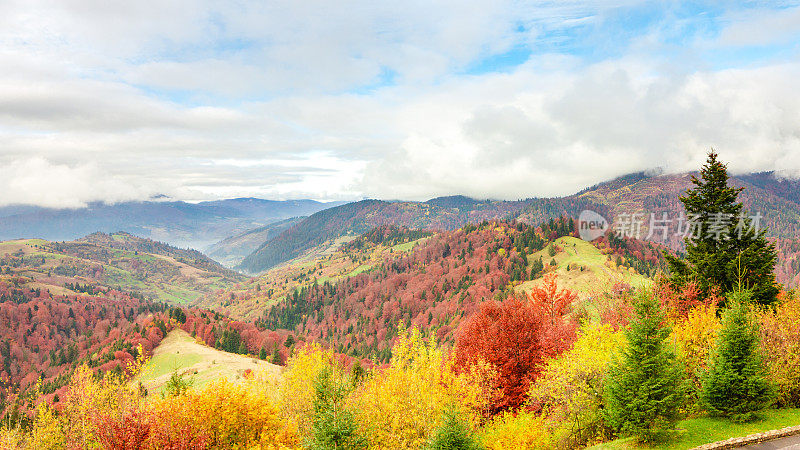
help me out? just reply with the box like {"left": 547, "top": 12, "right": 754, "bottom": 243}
{"left": 0, "top": 198, "right": 343, "bottom": 250}
{"left": 231, "top": 172, "right": 800, "bottom": 277}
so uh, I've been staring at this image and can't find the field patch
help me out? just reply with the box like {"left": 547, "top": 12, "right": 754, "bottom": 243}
{"left": 517, "top": 236, "right": 652, "bottom": 296}
{"left": 136, "top": 329, "right": 281, "bottom": 395}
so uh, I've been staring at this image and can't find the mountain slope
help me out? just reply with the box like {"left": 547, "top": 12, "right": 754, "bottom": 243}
{"left": 237, "top": 170, "right": 800, "bottom": 282}
{"left": 205, "top": 217, "right": 306, "bottom": 268}
{"left": 195, "top": 225, "right": 432, "bottom": 320}
{"left": 236, "top": 197, "right": 538, "bottom": 274}
{"left": 0, "top": 232, "right": 245, "bottom": 304}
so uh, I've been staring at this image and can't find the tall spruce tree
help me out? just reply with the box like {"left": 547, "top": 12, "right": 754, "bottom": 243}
{"left": 604, "top": 291, "right": 684, "bottom": 442}
{"left": 306, "top": 366, "right": 367, "bottom": 450}
{"left": 701, "top": 290, "right": 774, "bottom": 422}
{"left": 666, "top": 152, "right": 779, "bottom": 306}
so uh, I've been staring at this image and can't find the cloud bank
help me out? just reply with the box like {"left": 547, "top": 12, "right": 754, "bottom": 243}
{"left": 1, "top": 1, "right": 799, "bottom": 206}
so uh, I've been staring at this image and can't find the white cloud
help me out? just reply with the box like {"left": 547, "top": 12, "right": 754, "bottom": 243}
{"left": 717, "top": 5, "right": 800, "bottom": 47}
{"left": 360, "top": 60, "right": 800, "bottom": 200}
{"left": 0, "top": 1, "right": 799, "bottom": 207}
{"left": 0, "top": 157, "right": 165, "bottom": 208}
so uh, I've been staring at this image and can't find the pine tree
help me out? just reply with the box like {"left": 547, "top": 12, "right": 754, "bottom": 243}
{"left": 258, "top": 346, "right": 268, "bottom": 360}
{"left": 306, "top": 366, "right": 367, "bottom": 450}
{"left": 666, "top": 152, "right": 779, "bottom": 306}
{"left": 270, "top": 346, "right": 282, "bottom": 365}
{"left": 425, "top": 406, "right": 484, "bottom": 450}
{"left": 604, "top": 291, "right": 684, "bottom": 442}
{"left": 701, "top": 290, "right": 774, "bottom": 422}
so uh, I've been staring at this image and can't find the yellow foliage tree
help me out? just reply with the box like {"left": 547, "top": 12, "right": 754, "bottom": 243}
{"left": 479, "top": 409, "right": 548, "bottom": 449}
{"left": 28, "top": 390, "right": 66, "bottom": 449}
{"left": 280, "top": 342, "right": 335, "bottom": 436}
{"left": 352, "top": 326, "right": 491, "bottom": 449}
{"left": 527, "top": 323, "right": 625, "bottom": 448}
{"left": 152, "top": 376, "right": 299, "bottom": 449}
{"left": 759, "top": 292, "right": 800, "bottom": 407}
{"left": 670, "top": 302, "right": 721, "bottom": 409}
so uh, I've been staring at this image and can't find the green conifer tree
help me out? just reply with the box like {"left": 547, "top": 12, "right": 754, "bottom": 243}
{"left": 306, "top": 366, "right": 367, "bottom": 450}
{"left": 270, "top": 346, "right": 282, "bottom": 365}
{"left": 701, "top": 290, "right": 774, "bottom": 422}
{"left": 604, "top": 291, "right": 684, "bottom": 442}
{"left": 425, "top": 406, "right": 484, "bottom": 450}
{"left": 666, "top": 152, "right": 779, "bottom": 306}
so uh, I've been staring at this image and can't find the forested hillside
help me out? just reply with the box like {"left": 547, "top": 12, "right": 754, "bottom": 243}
{"left": 212, "top": 218, "right": 661, "bottom": 362}
{"left": 0, "top": 233, "right": 244, "bottom": 305}
{"left": 0, "top": 279, "right": 172, "bottom": 421}
{"left": 205, "top": 217, "right": 305, "bottom": 267}
{"left": 237, "top": 197, "right": 564, "bottom": 274}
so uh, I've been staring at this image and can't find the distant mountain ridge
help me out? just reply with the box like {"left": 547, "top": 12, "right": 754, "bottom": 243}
{"left": 234, "top": 171, "right": 800, "bottom": 278}
{"left": 0, "top": 198, "right": 344, "bottom": 250}
{"left": 236, "top": 196, "right": 542, "bottom": 274}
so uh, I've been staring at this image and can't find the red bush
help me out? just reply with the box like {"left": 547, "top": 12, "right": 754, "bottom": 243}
{"left": 455, "top": 275, "right": 577, "bottom": 413}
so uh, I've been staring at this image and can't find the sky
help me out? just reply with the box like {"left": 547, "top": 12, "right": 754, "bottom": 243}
{"left": 1, "top": 0, "right": 800, "bottom": 208}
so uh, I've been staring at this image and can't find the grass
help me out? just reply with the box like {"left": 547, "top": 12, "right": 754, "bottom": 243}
{"left": 347, "top": 263, "right": 374, "bottom": 277}
{"left": 391, "top": 237, "right": 429, "bottom": 253}
{"left": 591, "top": 409, "right": 800, "bottom": 449}
{"left": 517, "top": 236, "right": 651, "bottom": 296}
{"left": 136, "top": 329, "right": 281, "bottom": 394}
{"left": 140, "top": 352, "right": 204, "bottom": 381}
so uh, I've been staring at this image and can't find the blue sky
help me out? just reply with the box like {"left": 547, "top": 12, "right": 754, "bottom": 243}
{"left": 1, "top": 0, "right": 799, "bottom": 207}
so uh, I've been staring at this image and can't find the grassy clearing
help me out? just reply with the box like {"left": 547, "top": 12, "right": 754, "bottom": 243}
{"left": 136, "top": 329, "right": 281, "bottom": 395}
{"left": 391, "top": 236, "right": 429, "bottom": 253}
{"left": 591, "top": 409, "right": 800, "bottom": 449}
{"left": 347, "top": 263, "right": 374, "bottom": 277}
{"left": 517, "top": 236, "right": 651, "bottom": 296}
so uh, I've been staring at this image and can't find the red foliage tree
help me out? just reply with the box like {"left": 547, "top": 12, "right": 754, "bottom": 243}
{"left": 455, "top": 277, "right": 577, "bottom": 413}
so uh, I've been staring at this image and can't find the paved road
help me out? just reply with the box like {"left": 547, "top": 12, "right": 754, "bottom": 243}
{"left": 741, "top": 433, "right": 800, "bottom": 449}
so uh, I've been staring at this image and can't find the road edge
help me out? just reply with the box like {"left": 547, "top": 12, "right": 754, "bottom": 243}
{"left": 691, "top": 424, "right": 800, "bottom": 449}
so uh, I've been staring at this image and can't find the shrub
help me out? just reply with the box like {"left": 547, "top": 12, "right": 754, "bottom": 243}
{"left": 353, "top": 326, "right": 489, "bottom": 449}
{"left": 479, "top": 409, "right": 548, "bottom": 449}
{"left": 670, "top": 302, "right": 721, "bottom": 411}
{"left": 528, "top": 322, "right": 625, "bottom": 447}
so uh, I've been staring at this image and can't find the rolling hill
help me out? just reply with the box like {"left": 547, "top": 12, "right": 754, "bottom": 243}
{"left": 136, "top": 329, "right": 281, "bottom": 395}
{"left": 0, "top": 232, "right": 245, "bottom": 304}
